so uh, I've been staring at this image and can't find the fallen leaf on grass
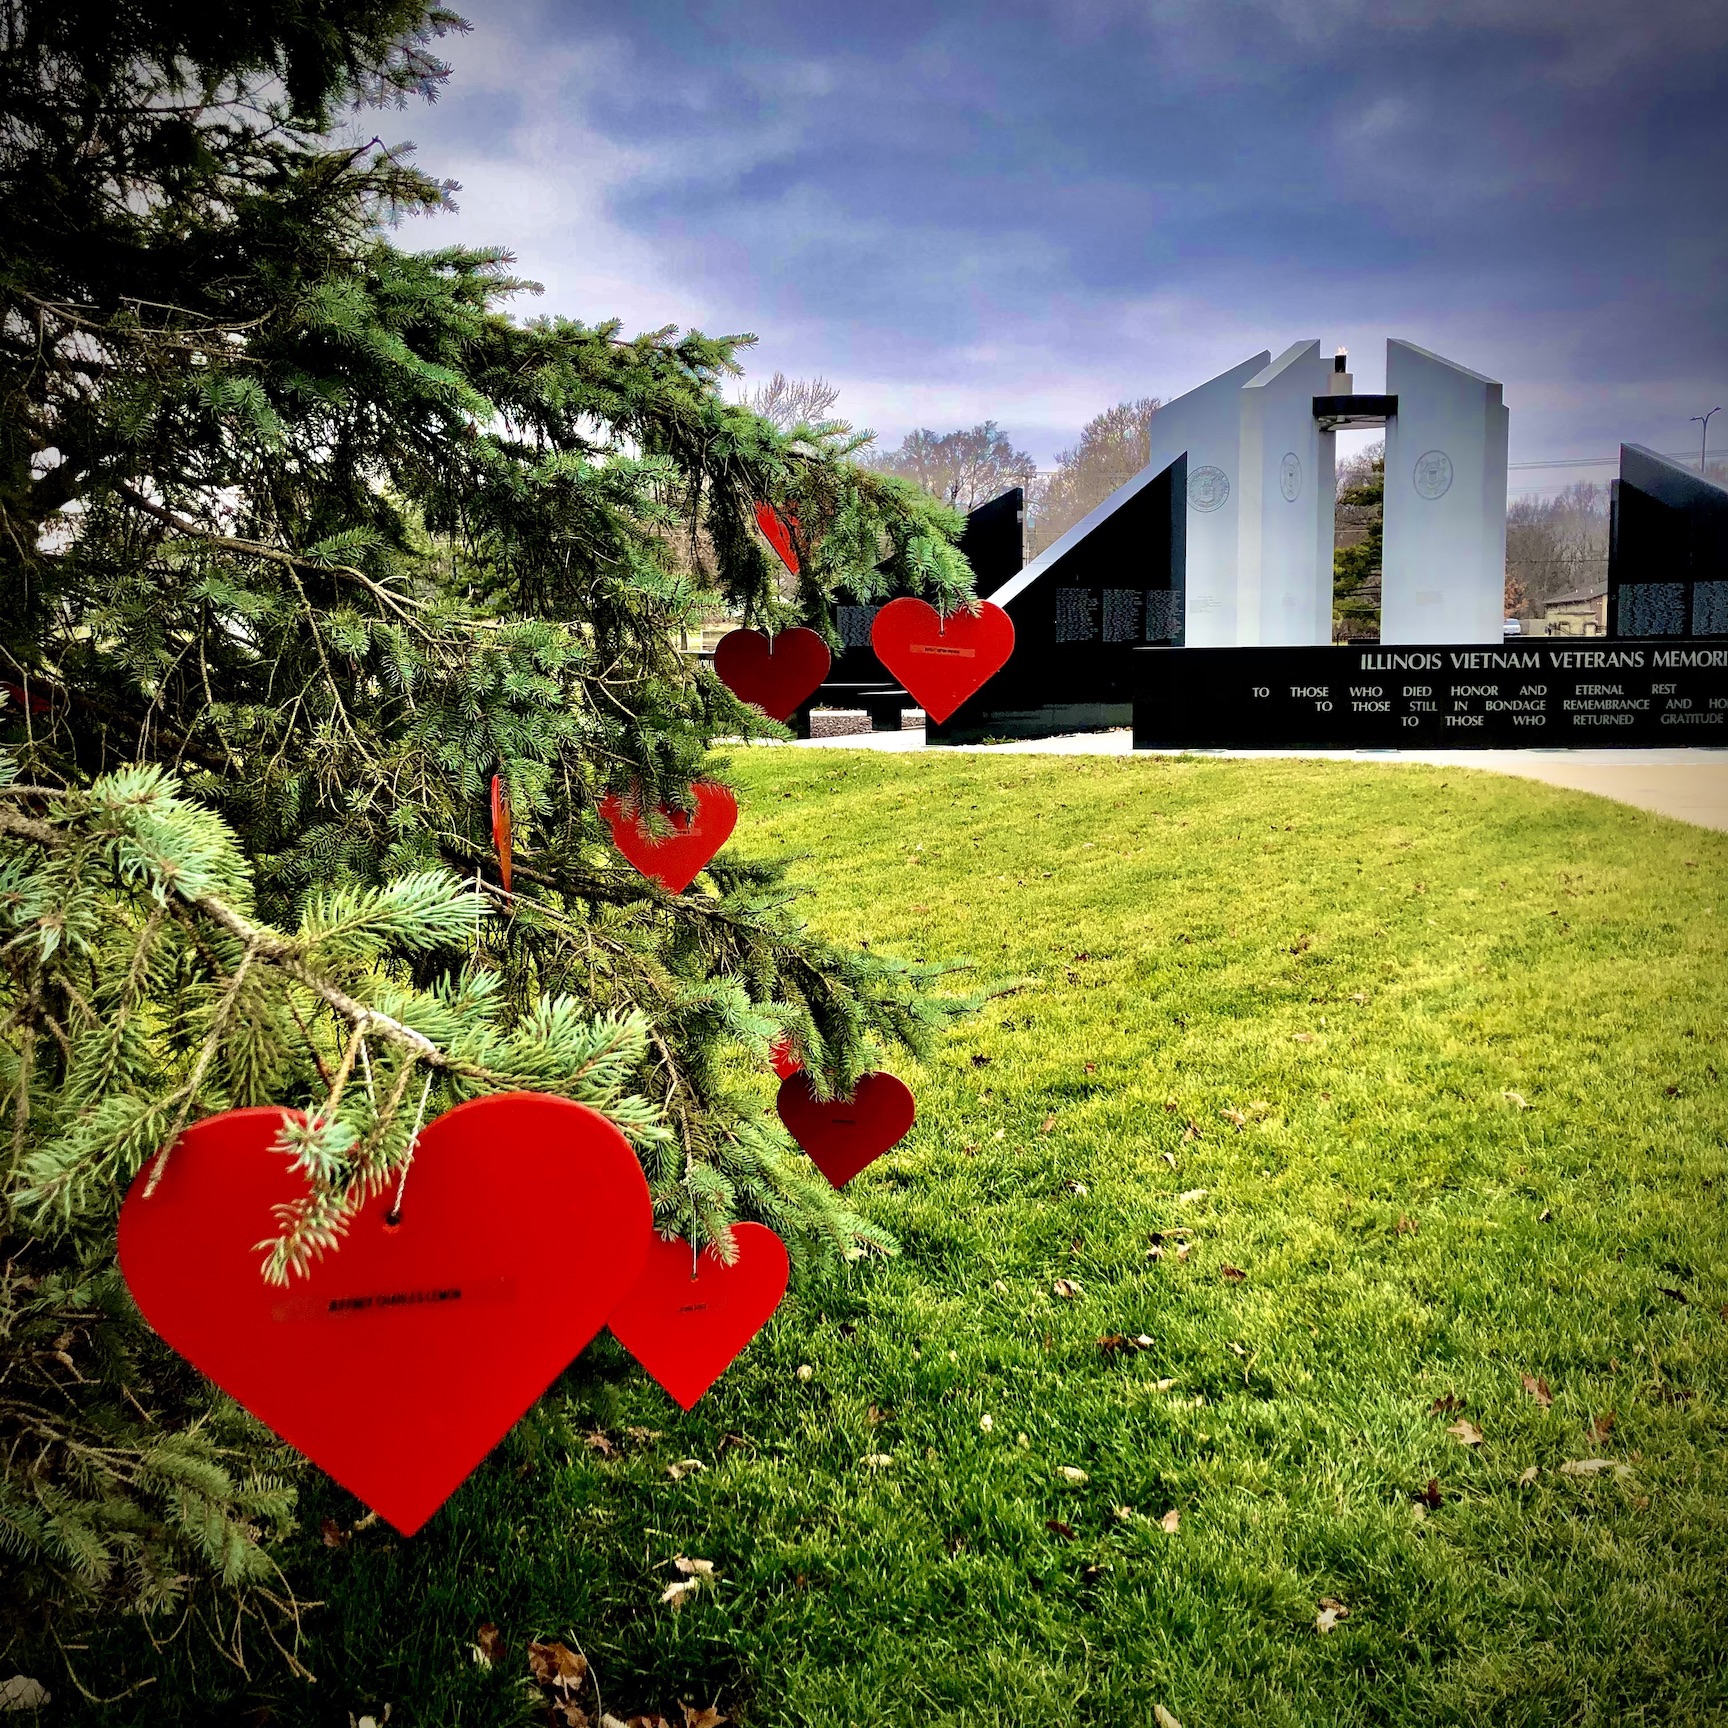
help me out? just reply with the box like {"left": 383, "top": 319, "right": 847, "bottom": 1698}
{"left": 1182, "top": 1120, "right": 1202, "bottom": 1143}
{"left": 472, "top": 1622, "right": 504, "bottom": 1667}
{"left": 1521, "top": 1374, "right": 1553, "bottom": 1408}
{"left": 0, "top": 1679, "right": 50, "bottom": 1710}
{"left": 1158, "top": 1509, "right": 1181, "bottom": 1533}
{"left": 1041, "top": 1115, "right": 1058, "bottom": 1133}
{"left": 1220, "top": 1108, "right": 1248, "bottom": 1127}
{"left": 585, "top": 1431, "right": 616, "bottom": 1458}
{"left": 1446, "top": 1419, "right": 1484, "bottom": 1447}
{"left": 1395, "top": 1215, "right": 1419, "bottom": 1236}
{"left": 667, "top": 1460, "right": 706, "bottom": 1481}
{"left": 625, "top": 1427, "right": 662, "bottom": 1445}
{"left": 1154, "top": 1377, "right": 1178, "bottom": 1392}
{"left": 1429, "top": 1394, "right": 1464, "bottom": 1415}
{"left": 860, "top": 1453, "right": 894, "bottom": 1468}
{"left": 1164, "top": 1096, "right": 1179, "bottom": 1112}
{"left": 1502, "top": 1090, "right": 1532, "bottom": 1109}
{"left": 1350, "top": 991, "right": 1369, "bottom": 1005}
{"left": 1421, "top": 1477, "right": 1442, "bottom": 1508}
{"left": 1052, "top": 1278, "right": 1083, "bottom": 1299}
{"left": 1219, "top": 1265, "right": 1246, "bottom": 1283}
{"left": 1659, "top": 1286, "right": 1690, "bottom": 1305}
{"left": 1154, "top": 1707, "right": 1183, "bottom": 1728}
{"left": 1058, "top": 1466, "right": 1090, "bottom": 1485}
{"left": 1585, "top": 1411, "right": 1616, "bottom": 1446}
{"left": 1559, "top": 1458, "right": 1630, "bottom": 1477}
{"left": 1045, "top": 1519, "right": 1076, "bottom": 1540}
{"left": 1315, "top": 1597, "right": 1349, "bottom": 1635}
{"left": 528, "top": 1639, "right": 589, "bottom": 1693}
{"left": 1518, "top": 1465, "right": 1539, "bottom": 1485}
{"left": 1064, "top": 1179, "right": 1089, "bottom": 1196}
{"left": 1178, "top": 1188, "right": 1209, "bottom": 1205}
{"left": 1113, "top": 1505, "right": 1136, "bottom": 1521}
{"left": 1175, "top": 1242, "right": 1191, "bottom": 1263}
{"left": 682, "top": 1707, "right": 727, "bottom": 1728}
{"left": 1162, "top": 1150, "right": 1179, "bottom": 1171}
{"left": 320, "top": 1517, "right": 349, "bottom": 1549}
{"left": 660, "top": 1579, "right": 701, "bottom": 1610}
{"left": 672, "top": 1556, "right": 717, "bottom": 1579}
{"left": 1291, "top": 1032, "right": 1314, "bottom": 1044}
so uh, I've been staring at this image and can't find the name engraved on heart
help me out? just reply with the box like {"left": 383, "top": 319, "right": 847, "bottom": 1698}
{"left": 270, "top": 1276, "right": 518, "bottom": 1323}
{"left": 909, "top": 644, "right": 977, "bottom": 658}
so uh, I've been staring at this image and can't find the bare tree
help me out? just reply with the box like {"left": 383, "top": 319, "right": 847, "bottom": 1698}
{"left": 1505, "top": 482, "right": 1609, "bottom": 612}
{"left": 742, "top": 372, "right": 845, "bottom": 433}
{"left": 1026, "top": 398, "right": 1161, "bottom": 554}
{"left": 870, "top": 421, "right": 1038, "bottom": 512}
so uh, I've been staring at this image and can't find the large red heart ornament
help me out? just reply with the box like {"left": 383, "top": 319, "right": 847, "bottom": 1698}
{"left": 870, "top": 597, "right": 1015, "bottom": 724}
{"left": 118, "top": 1095, "right": 652, "bottom": 1536}
{"left": 753, "top": 501, "right": 800, "bottom": 575}
{"left": 713, "top": 627, "right": 831, "bottom": 723}
{"left": 608, "top": 1222, "right": 790, "bottom": 1411}
{"left": 599, "top": 781, "right": 738, "bottom": 893}
{"left": 776, "top": 1070, "right": 917, "bottom": 1188}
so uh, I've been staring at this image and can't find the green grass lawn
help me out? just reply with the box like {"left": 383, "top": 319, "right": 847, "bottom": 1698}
{"left": 74, "top": 751, "right": 1728, "bottom": 1726}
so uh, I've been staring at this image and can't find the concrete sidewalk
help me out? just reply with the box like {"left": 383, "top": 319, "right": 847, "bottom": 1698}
{"left": 779, "top": 730, "right": 1728, "bottom": 832}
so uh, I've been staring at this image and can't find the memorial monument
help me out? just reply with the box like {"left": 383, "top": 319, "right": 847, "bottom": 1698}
{"left": 1608, "top": 445, "right": 1728, "bottom": 638}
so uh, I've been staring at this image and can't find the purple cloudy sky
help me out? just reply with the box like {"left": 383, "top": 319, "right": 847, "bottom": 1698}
{"left": 398, "top": 1, "right": 1728, "bottom": 489}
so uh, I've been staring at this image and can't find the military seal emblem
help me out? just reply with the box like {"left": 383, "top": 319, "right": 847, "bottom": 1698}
{"left": 1279, "top": 452, "right": 1302, "bottom": 502}
{"left": 1187, "top": 465, "right": 1229, "bottom": 512}
{"left": 1413, "top": 449, "right": 1453, "bottom": 500}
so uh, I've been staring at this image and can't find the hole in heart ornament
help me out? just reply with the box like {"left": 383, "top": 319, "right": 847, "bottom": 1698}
{"left": 117, "top": 1094, "right": 652, "bottom": 1536}
{"left": 869, "top": 597, "right": 1014, "bottom": 724}
{"left": 776, "top": 1070, "right": 916, "bottom": 1188}
{"left": 712, "top": 627, "right": 831, "bottom": 723}
{"left": 608, "top": 1222, "right": 790, "bottom": 1410}
{"left": 599, "top": 781, "right": 738, "bottom": 893}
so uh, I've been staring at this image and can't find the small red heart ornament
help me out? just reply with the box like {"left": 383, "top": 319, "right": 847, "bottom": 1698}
{"left": 753, "top": 501, "right": 800, "bottom": 575}
{"left": 712, "top": 627, "right": 831, "bottom": 722}
{"left": 490, "top": 772, "right": 513, "bottom": 893}
{"left": 599, "top": 781, "right": 738, "bottom": 893}
{"left": 776, "top": 1070, "right": 916, "bottom": 1188}
{"left": 608, "top": 1222, "right": 790, "bottom": 1410}
{"left": 869, "top": 597, "right": 1015, "bottom": 723}
{"left": 117, "top": 1095, "right": 652, "bottom": 1536}
{"left": 768, "top": 1033, "right": 803, "bottom": 1079}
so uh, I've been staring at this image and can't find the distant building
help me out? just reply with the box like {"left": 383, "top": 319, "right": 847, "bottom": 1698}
{"left": 1536, "top": 583, "right": 1608, "bottom": 636}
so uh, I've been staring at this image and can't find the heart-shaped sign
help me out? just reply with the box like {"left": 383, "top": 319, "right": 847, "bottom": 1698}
{"left": 870, "top": 597, "right": 1015, "bottom": 724}
{"left": 776, "top": 1070, "right": 916, "bottom": 1189}
{"left": 599, "top": 781, "right": 738, "bottom": 893}
{"left": 712, "top": 627, "right": 831, "bottom": 723}
{"left": 118, "top": 1095, "right": 652, "bottom": 1536}
{"left": 608, "top": 1222, "right": 790, "bottom": 1410}
{"left": 768, "top": 1033, "right": 803, "bottom": 1080}
{"left": 753, "top": 501, "right": 800, "bottom": 575}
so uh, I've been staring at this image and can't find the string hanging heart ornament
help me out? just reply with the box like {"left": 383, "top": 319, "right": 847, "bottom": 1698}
{"left": 117, "top": 1093, "right": 652, "bottom": 1535}
{"left": 599, "top": 781, "right": 738, "bottom": 893}
{"left": 490, "top": 772, "right": 513, "bottom": 893}
{"left": 777, "top": 1069, "right": 916, "bottom": 1188}
{"left": 712, "top": 627, "right": 831, "bottom": 722}
{"left": 753, "top": 501, "right": 800, "bottom": 575}
{"left": 608, "top": 1223, "right": 790, "bottom": 1410}
{"left": 870, "top": 597, "right": 1014, "bottom": 723}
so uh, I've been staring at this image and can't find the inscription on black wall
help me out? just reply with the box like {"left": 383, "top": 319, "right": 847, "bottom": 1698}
{"left": 1135, "top": 643, "right": 1728, "bottom": 750}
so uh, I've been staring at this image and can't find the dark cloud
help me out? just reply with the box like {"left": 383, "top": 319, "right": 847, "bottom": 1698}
{"left": 404, "top": 0, "right": 1728, "bottom": 473}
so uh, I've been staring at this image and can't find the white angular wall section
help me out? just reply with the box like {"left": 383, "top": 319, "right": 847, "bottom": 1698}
{"left": 1141, "top": 351, "right": 1270, "bottom": 646}
{"left": 1380, "top": 339, "right": 1510, "bottom": 645}
{"left": 1237, "top": 341, "right": 1336, "bottom": 646}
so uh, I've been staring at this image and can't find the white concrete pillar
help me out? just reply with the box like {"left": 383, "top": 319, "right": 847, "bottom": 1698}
{"left": 1381, "top": 339, "right": 1510, "bottom": 645}
{"left": 1142, "top": 352, "right": 1271, "bottom": 646}
{"left": 1237, "top": 341, "right": 1336, "bottom": 645}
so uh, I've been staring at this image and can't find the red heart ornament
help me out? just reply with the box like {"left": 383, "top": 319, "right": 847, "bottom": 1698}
{"left": 608, "top": 1222, "right": 790, "bottom": 1410}
{"left": 490, "top": 772, "right": 513, "bottom": 893}
{"left": 753, "top": 501, "right": 800, "bottom": 575}
{"left": 776, "top": 1070, "right": 916, "bottom": 1188}
{"left": 768, "top": 1033, "right": 803, "bottom": 1079}
{"left": 599, "top": 781, "right": 738, "bottom": 893}
{"left": 870, "top": 597, "right": 1015, "bottom": 724}
{"left": 712, "top": 627, "right": 831, "bottom": 723}
{"left": 117, "top": 1095, "right": 652, "bottom": 1536}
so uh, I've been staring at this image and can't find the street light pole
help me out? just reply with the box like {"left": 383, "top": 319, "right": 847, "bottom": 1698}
{"left": 1694, "top": 406, "right": 1722, "bottom": 475}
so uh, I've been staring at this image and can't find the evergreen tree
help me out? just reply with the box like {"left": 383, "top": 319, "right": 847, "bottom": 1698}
{"left": 1026, "top": 397, "right": 1161, "bottom": 555}
{"left": 0, "top": 0, "right": 977, "bottom": 1640}
{"left": 1333, "top": 443, "right": 1384, "bottom": 639}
